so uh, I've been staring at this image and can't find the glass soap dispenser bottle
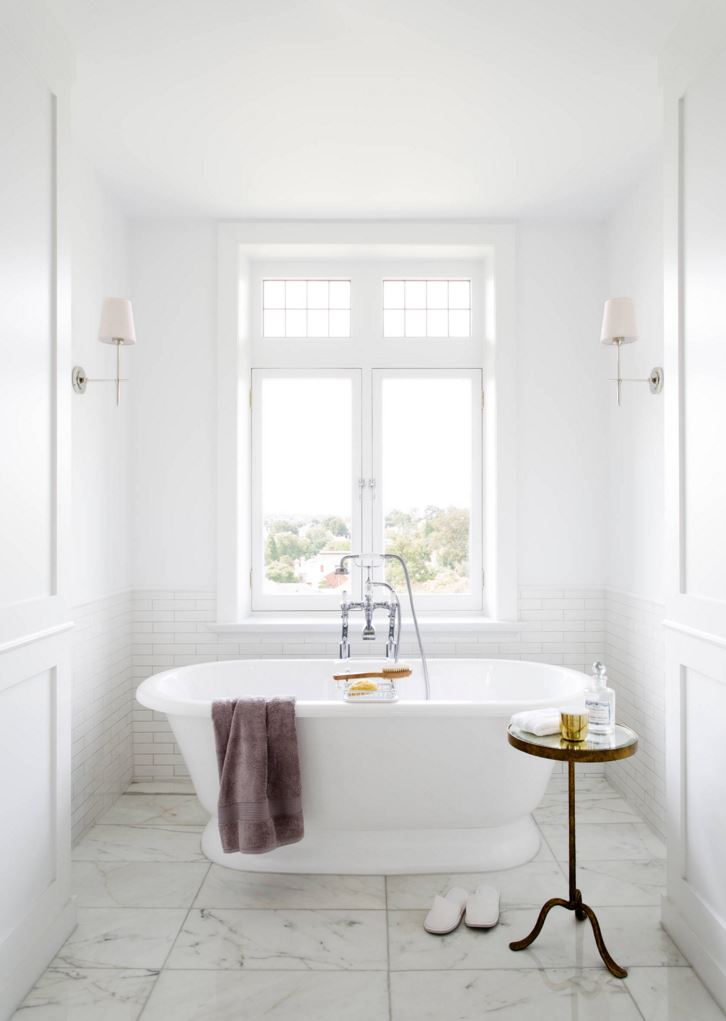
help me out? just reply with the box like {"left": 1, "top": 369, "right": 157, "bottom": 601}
{"left": 585, "top": 661, "right": 616, "bottom": 736}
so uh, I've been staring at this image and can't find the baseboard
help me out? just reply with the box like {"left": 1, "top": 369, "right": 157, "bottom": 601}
{"left": 662, "top": 894, "right": 726, "bottom": 1013}
{"left": 0, "top": 896, "right": 76, "bottom": 1021}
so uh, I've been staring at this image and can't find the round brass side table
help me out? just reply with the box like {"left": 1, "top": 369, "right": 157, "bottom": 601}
{"left": 507, "top": 722, "right": 638, "bottom": 978}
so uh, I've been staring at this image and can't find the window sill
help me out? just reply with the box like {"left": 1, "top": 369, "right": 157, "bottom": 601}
{"left": 209, "top": 615, "right": 521, "bottom": 635}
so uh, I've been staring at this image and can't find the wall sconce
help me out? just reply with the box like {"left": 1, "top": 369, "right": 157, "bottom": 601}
{"left": 600, "top": 297, "right": 663, "bottom": 406}
{"left": 72, "top": 297, "right": 136, "bottom": 406}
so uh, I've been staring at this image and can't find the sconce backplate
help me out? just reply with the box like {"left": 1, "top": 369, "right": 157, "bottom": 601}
{"left": 649, "top": 367, "right": 664, "bottom": 394}
{"left": 72, "top": 366, "right": 88, "bottom": 394}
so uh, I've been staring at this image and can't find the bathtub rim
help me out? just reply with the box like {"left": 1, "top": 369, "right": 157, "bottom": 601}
{"left": 136, "top": 656, "right": 587, "bottom": 719}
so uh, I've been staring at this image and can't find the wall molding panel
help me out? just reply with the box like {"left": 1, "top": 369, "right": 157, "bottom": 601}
{"left": 661, "top": 6, "right": 726, "bottom": 1008}
{"left": 0, "top": 9, "right": 74, "bottom": 1017}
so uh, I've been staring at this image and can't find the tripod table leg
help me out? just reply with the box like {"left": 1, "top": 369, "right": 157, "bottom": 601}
{"left": 581, "top": 903, "right": 628, "bottom": 979}
{"left": 509, "top": 897, "right": 569, "bottom": 951}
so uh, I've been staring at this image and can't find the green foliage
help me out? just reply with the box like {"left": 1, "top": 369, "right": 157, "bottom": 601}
{"left": 264, "top": 514, "right": 352, "bottom": 588}
{"left": 266, "top": 518, "right": 302, "bottom": 535}
{"left": 321, "top": 516, "right": 349, "bottom": 537}
{"left": 272, "top": 531, "right": 312, "bottom": 561}
{"left": 264, "top": 507, "right": 469, "bottom": 592}
{"left": 265, "top": 555, "right": 298, "bottom": 584}
{"left": 385, "top": 505, "right": 469, "bottom": 593}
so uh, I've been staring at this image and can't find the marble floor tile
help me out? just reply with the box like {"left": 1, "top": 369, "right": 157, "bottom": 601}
{"left": 12, "top": 968, "right": 158, "bottom": 1021}
{"left": 51, "top": 908, "right": 187, "bottom": 970}
{"left": 535, "top": 792, "right": 642, "bottom": 825}
{"left": 385, "top": 862, "right": 566, "bottom": 911}
{"left": 127, "top": 781, "right": 195, "bottom": 795}
{"left": 566, "top": 859, "right": 666, "bottom": 907}
{"left": 18, "top": 779, "right": 722, "bottom": 1021}
{"left": 195, "top": 867, "right": 386, "bottom": 910}
{"left": 139, "top": 970, "right": 390, "bottom": 1020}
{"left": 546, "top": 773, "right": 610, "bottom": 795}
{"left": 388, "top": 906, "right": 685, "bottom": 972}
{"left": 73, "top": 825, "right": 205, "bottom": 862}
{"left": 390, "top": 968, "right": 642, "bottom": 1020}
{"left": 100, "top": 794, "right": 208, "bottom": 828}
{"left": 166, "top": 908, "right": 388, "bottom": 971}
{"left": 530, "top": 835, "right": 556, "bottom": 862}
{"left": 626, "top": 966, "right": 726, "bottom": 1020}
{"left": 539, "top": 822, "right": 666, "bottom": 862}
{"left": 73, "top": 861, "right": 210, "bottom": 908}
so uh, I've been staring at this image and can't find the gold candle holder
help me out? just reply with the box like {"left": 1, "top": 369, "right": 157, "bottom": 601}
{"left": 560, "top": 711, "right": 589, "bottom": 742}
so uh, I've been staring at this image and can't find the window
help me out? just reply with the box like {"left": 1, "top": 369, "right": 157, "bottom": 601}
{"left": 250, "top": 258, "right": 484, "bottom": 613}
{"left": 262, "top": 279, "right": 351, "bottom": 337}
{"left": 383, "top": 278, "right": 471, "bottom": 337}
{"left": 252, "top": 367, "right": 481, "bottom": 609}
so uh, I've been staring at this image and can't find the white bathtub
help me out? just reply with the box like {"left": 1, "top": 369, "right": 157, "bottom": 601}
{"left": 136, "top": 658, "right": 585, "bottom": 874}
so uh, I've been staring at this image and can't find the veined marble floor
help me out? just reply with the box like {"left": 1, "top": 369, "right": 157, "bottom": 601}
{"left": 13, "top": 774, "right": 725, "bottom": 1020}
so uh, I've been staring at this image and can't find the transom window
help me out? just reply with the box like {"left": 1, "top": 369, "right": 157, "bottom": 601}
{"left": 262, "top": 279, "right": 351, "bottom": 338}
{"left": 250, "top": 258, "right": 484, "bottom": 612}
{"left": 383, "top": 278, "right": 471, "bottom": 337}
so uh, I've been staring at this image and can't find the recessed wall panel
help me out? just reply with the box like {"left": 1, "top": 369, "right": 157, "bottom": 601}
{"left": 0, "top": 39, "right": 54, "bottom": 607}
{"left": 684, "top": 666, "right": 726, "bottom": 924}
{"left": 682, "top": 57, "right": 726, "bottom": 601}
{"left": 0, "top": 669, "right": 55, "bottom": 945}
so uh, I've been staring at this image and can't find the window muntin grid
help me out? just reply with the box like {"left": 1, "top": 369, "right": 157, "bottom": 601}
{"left": 383, "top": 279, "right": 471, "bottom": 338}
{"left": 263, "top": 279, "right": 351, "bottom": 338}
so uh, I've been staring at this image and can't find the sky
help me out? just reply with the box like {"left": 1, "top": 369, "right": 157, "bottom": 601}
{"left": 261, "top": 375, "right": 473, "bottom": 519}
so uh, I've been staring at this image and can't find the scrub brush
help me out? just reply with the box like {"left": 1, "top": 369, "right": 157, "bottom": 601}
{"left": 333, "top": 664, "right": 412, "bottom": 681}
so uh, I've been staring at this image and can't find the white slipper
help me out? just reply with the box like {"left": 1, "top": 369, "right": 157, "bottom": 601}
{"left": 423, "top": 886, "right": 469, "bottom": 935}
{"left": 464, "top": 885, "right": 500, "bottom": 929}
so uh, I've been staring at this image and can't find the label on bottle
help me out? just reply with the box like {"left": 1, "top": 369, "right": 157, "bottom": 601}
{"left": 585, "top": 698, "right": 612, "bottom": 726}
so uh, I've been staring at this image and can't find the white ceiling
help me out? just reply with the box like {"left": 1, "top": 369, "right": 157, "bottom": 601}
{"left": 49, "top": 0, "right": 691, "bottom": 220}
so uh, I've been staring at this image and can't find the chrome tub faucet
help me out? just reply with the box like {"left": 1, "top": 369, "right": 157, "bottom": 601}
{"left": 335, "top": 553, "right": 430, "bottom": 700}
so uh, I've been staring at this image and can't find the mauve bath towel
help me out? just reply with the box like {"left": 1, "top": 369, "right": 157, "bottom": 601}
{"left": 212, "top": 697, "right": 304, "bottom": 854}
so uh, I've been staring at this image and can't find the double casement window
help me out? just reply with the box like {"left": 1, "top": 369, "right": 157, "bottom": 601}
{"left": 249, "top": 260, "right": 484, "bottom": 613}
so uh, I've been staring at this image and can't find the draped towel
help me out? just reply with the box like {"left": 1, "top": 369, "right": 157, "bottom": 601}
{"left": 212, "top": 697, "right": 304, "bottom": 854}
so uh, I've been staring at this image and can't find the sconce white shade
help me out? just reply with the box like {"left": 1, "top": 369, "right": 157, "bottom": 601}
{"left": 600, "top": 297, "right": 637, "bottom": 345}
{"left": 98, "top": 297, "right": 136, "bottom": 345}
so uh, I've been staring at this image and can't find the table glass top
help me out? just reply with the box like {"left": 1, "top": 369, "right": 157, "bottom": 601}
{"left": 508, "top": 722, "right": 638, "bottom": 760}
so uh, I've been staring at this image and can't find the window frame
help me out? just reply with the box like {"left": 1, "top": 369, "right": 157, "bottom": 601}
{"left": 250, "top": 259, "right": 485, "bottom": 612}
{"left": 261, "top": 277, "right": 352, "bottom": 338}
{"left": 382, "top": 278, "right": 472, "bottom": 338}
{"left": 216, "top": 223, "right": 518, "bottom": 627}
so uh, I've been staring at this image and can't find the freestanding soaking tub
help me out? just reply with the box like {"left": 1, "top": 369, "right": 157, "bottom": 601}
{"left": 136, "top": 658, "right": 586, "bottom": 874}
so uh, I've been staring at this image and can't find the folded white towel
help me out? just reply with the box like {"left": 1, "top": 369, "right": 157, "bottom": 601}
{"left": 510, "top": 708, "right": 561, "bottom": 736}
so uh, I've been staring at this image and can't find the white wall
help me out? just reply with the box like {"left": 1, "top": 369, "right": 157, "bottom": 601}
{"left": 130, "top": 221, "right": 217, "bottom": 591}
{"left": 602, "top": 162, "right": 666, "bottom": 838}
{"left": 604, "top": 162, "right": 664, "bottom": 602}
{"left": 70, "top": 160, "right": 135, "bottom": 841}
{"left": 128, "top": 221, "right": 609, "bottom": 596}
{"left": 71, "top": 158, "right": 132, "bottom": 605}
{"left": 517, "top": 223, "right": 608, "bottom": 586}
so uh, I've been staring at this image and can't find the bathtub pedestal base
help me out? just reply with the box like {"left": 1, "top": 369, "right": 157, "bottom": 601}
{"left": 201, "top": 814, "right": 541, "bottom": 875}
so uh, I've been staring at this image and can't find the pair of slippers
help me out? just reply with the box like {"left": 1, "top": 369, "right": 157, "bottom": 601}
{"left": 423, "top": 885, "right": 500, "bottom": 935}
